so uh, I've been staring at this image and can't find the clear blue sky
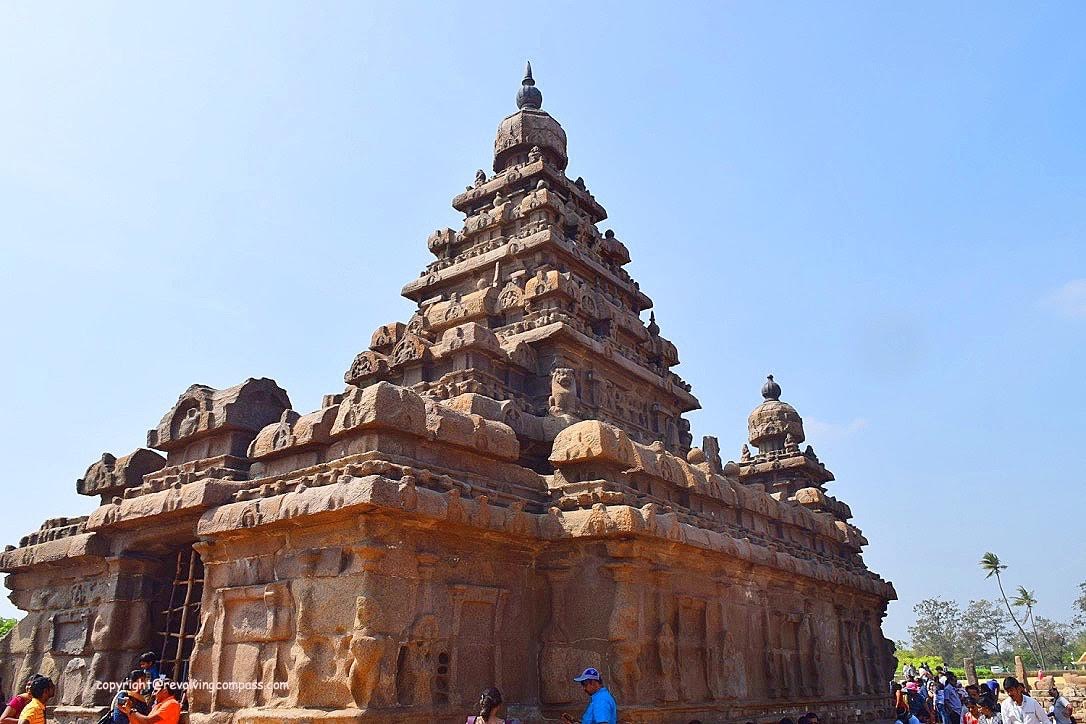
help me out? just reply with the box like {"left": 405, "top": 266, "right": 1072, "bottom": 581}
{"left": 1, "top": 2, "right": 1083, "bottom": 643}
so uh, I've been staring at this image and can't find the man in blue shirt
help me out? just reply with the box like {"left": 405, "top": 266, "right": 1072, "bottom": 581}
{"left": 943, "top": 673, "right": 963, "bottom": 724}
{"left": 137, "top": 652, "right": 161, "bottom": 681}
{"left": 562, "top": 668, "right": 617, "bottom": 724}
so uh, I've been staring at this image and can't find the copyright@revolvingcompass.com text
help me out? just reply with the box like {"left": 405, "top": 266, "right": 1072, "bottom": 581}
{"left": 93, "top": 679, "right": 290, "bottom": 693}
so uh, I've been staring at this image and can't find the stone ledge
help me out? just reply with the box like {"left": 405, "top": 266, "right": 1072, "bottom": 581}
{"left": 552, "top": 420, "right": 850, "bottom": 546}
{"left": 85, "top": 479, "right": 248, "bottom": 531}
{"left": 196, "top": 473, "right": 895, "bottom": 599}
{"left": 52, "top": 705, "right": 110, "bottom": 724}
{"left": 0, "top": 532, "right": 106, "bottom": 572}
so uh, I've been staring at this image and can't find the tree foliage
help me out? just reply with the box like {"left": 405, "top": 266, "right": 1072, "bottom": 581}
{"left": 908, "top": 597, "right": 962, "bottom": 664}
{"left": 0, "top": 618, "right": 15, "bottom": 638}
{"left": 1011, "top": 587, "right": 1048, "bottom": 669}
{"left": 902, "top": 583, "right": 1085, "bottom": 672}
{"left": 979, "top": 552, "right": 1043, "bottom": 667}
{"left": 960, "top": 599, "right": 1012, "bottom": 664}
{"left": 1074, "top": 581, "right": 1086, "bottom": 627}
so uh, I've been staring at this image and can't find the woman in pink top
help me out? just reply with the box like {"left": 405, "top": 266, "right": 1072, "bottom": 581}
{"left": 0, "top": 675, "right": 43, "bottom": 724}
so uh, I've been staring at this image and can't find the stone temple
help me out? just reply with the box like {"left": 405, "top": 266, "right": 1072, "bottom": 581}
{"left": 0, "top": 65, "right": 896, "bottom": 723}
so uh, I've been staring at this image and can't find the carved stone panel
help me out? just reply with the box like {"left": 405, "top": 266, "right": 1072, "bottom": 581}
{"left": 677, "top": 598, "right": 709, "bottom": 702}
{"left": 221, "top": 581, "right": 293, "bottom": 644}
{"left": 50, "top": 611, "right": 90, "bottom": 656}
{"left": 449, "top": 584, "right": 506, "bottom": 706}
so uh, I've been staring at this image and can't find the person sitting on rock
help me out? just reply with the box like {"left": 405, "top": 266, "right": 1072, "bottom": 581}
{"left": 137, "top": 653, "right": 161, "bottom": 681}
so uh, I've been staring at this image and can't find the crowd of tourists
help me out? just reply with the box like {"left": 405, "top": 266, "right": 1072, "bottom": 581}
{"left": 892, "top": 662, "right": 1075, "bottom": 724}
{"left": 467, "top": 667, "right": 822, "bottom": 724}
{"left": 0, "top": 656, "right": 817, "bottom": 724}
{"left": 4, "top": 650, "right": 1077, "bottom": 724}
{"left": 0, "top": 652, "right": 180, "bottom": 724}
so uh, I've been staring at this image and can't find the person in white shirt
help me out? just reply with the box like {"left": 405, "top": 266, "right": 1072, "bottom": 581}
{"left": 1001, "top": 677, "right": 1048, "bottom": 724}
{"left": 1047, "top": 686, "right": 1073, "bottom": 724}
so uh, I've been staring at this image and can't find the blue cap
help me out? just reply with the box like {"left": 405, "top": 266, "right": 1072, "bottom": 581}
{"left": 573, "top": 667, "right": 601, "bottom": 683}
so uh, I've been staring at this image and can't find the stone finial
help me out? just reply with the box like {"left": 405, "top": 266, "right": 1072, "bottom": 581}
{"left": 647, "top": 311, "right": 660, "bottom": 337}
{"left": 761, "top": 374, "right": 782, "bottom": 401}
{"left": 516, "top": 61, "right": 543, "bottom": 110}
{"left": 495, "top": 61, "right": 566, "bottom": 172}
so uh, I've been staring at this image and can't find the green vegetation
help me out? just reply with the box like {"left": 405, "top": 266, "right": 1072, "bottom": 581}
{"left": 894, "top": 647, "right": 946, "bottom": 673}
{"left": 0, "top": 618, "right": 16, "bottom": 638}
{"left": 897, "top": 575, "right": 1086, "bottom": 674}
{"left": 980, "top": 552, "right": 1044, "bottom": 667}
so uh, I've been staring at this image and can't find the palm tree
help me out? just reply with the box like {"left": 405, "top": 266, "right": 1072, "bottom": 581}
{"left": 1013, "top": 586, "right": 1047, "bottom": 670}
{"left": 980, "top": 552, "right": 1042, "bottom": 666}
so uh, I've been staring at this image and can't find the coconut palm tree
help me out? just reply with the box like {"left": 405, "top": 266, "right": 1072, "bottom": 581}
{"left": 979, "top": 552, "right": 1042, "bottom": 666}
{"left": 1013, "top": 586, "right": 1047, "bottom": 670}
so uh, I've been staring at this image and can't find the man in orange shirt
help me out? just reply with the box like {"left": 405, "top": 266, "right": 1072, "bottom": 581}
{"left": 119, "top": 679, "right": 181, "bottom": 724}
{"left": 17, "top": 677, "right": 53, "bottom": 724}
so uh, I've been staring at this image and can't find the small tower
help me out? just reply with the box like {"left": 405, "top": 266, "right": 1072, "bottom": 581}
{"left": 739, "top": 375, "right": 839, "bottom": 505}
{"left": 747, "top": 374, "right": 805, "bottom": 454}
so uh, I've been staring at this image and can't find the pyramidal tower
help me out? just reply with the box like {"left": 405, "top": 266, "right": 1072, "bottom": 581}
{"left": 0, "top": 67, "right": 895, "bottom": 724}
{"left": 347, "top": 61, "right": 699, "bottom": 469}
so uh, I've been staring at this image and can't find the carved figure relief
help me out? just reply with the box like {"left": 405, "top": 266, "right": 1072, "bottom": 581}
{"left": 371, "top": 323, "right": 406, "bottom": 351}
{"left": 390, "top": 335, "right": 428, "bottom": 367}
{"left": 608, "top": 593, "right": 642, "bottom": 702}
{"left": 449, "top": 584, "right": 507, "bottom": 704}
{"left": 177, "top": 405, "right": 201, "bottom": 439}
{"left": 548, "top": 367, "right": 578, "bottom": 415}
{"left": 657, "top": 620, "right": 679, "bottom": 702}
{"left": 497, "top": 282, "right": 523, "bottom": 311}
{"left": 348, "top": 595, "right": 390, "bottom": 710}
{"left": 396, "top": 614, "right": 442, "bottom": 708}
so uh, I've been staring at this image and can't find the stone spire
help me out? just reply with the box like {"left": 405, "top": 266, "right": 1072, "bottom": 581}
{"left": 516, "top": 61, "right": 542, "bottom": 110}
{"left": 346, "top": 64, "right": 700, "bottom": 464}
{"left": 492, "top": 64, "right": 568, "bottom": 172}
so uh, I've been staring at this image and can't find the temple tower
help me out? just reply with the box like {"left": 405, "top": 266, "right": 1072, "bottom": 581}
{"left": 346, "top": 65, "right": 699, "bottom": 467}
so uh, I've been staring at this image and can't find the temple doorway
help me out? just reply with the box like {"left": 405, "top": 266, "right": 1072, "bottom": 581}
{"left": 149, "top": 547, "right": 205, "bottom": 683}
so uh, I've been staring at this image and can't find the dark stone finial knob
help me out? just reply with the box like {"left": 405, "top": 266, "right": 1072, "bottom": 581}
{"left": 516, "top": 61, "right": 543, "bottom": 111}
{"left": 761, "top": 374, "right": 781, "bottom": 401}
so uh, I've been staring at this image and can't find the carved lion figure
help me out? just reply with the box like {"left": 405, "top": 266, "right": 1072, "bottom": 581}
{"left": 548, "top": 367, "right": 578, "bottom": 414}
